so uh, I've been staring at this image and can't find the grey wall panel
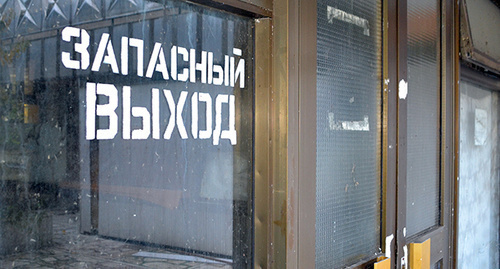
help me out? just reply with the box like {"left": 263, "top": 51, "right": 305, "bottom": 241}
{"left": 458, "top": 81, "right": 500, "bottom": 269}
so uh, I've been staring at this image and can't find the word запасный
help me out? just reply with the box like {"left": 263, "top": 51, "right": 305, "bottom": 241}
{"left": 61, "top": 26, "right": 245, "bottom": 145}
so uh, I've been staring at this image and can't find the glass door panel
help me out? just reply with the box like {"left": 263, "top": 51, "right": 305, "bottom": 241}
{"left": 315, "top": 0, "right": 382, "bottom": 267}
{"left": 406, "top": 0, "right": 441, "bottom": 237}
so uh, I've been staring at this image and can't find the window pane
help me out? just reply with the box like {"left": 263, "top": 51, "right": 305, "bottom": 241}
{"left": 406, "top": 0, "right": 441, "bottom": 237}
{"left": 0, "top": 1, "right": 254, "bottom": 268}
{"left": 316, "top": 1, "right": 382, "bottom": 268}
{"left": 434, "top": 259, "right": 443, "bottom": 269}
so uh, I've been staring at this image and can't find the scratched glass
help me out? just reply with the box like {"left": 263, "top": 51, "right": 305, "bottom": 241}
{"left": 0, "top": 1, "right": 254, "bottom": 268}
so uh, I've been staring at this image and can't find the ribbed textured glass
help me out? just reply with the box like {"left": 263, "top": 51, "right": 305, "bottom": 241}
{"left": 406, "top": 0, "right": 441, "bottom": 237}
{"left": 316, "top": 1, "right": 382, "bottom": 268}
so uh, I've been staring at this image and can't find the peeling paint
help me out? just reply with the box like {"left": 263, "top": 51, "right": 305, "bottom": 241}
{"left": 402, "top": 245, "right": 408, "bottom": 268}
{"left": 327, "top": 6, "right": 370, "bottom": 36}
{"left": 385, "top": 234, "right": 394, "bottom": 258}
{"left": 399, "top": 79, "right": 408, "bottom": 99}
{"left": 328, "top": 113, "right": 369, "bottom": 131}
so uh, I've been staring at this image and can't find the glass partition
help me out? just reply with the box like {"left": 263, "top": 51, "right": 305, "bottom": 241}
{"left": 0, "top": 1, "right": 254, "bottom": 268}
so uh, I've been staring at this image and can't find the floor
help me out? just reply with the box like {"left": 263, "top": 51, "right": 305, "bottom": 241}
{"left": 0, "top": 211, "right": 232, "bottom": 269}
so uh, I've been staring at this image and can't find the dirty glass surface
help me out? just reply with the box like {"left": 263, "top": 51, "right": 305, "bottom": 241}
{"left": 0, "top": 1, "right": 254, "bottom": 268}
{"left": 458, "top": 81, "right": 500, "bottom": 269}
{"left": 316, "top": 0, "right": 382, "bottom": 268}
{"left": 406, "top": 0, "right": 441, "bottom": 237}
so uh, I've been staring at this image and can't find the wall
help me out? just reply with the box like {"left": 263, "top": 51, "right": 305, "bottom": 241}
{"left": 458, "top": 80, "right": 500, "bottom": 269}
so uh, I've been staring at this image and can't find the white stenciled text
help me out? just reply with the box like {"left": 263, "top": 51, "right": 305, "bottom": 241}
{"left": 86, "top": 83, "right": 236, "bottom": 145}
{"left": 61, "top": 26, "right": 245, "bottom": 88}
{"left": 61, "top": 26, "right": 245, "bottom": 145}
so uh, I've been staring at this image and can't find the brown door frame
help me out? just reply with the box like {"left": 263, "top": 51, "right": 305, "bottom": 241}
{"left": 385, "top": 0, "right": 399, "bottom": 267}
{"left": 289, "top": 0, "right": 459, "bottom": 268}
{"left": 290, "top": 0, "right": 389, "bottom": 267}
{"left": 287, "top": 0, "right": 317, "bottom": 267}
{"left": 394, "top": 0, "right": 458, "bottom": 268}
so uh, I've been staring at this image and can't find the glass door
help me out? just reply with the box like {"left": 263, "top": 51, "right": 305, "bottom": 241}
{"left": 395, "top": 0, "right": 454, "bottom": 267}
{"left": 315, "top": 1, "right": 383, "bottom": 268}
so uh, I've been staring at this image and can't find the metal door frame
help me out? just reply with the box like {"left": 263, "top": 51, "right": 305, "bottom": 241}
{"left": 290, "top": 0, "right": 386, "bottom": 267}
{"left": 288, "top": 0, "right": 459, "bottom": 268}
{"left": 393, "top": 0, "right": 458, "bottom": 268}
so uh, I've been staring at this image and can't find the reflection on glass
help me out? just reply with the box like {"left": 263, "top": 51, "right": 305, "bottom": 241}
{"left": 0, "top": 1, "right": 254, "bottom": 268}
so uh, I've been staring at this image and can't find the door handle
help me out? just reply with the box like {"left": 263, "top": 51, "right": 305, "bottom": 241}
{"left": 408, "top": 238, "right": 431, "bottom": 269}
{"left": 374, "top": 256, "right": 391, "bottom": 269}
